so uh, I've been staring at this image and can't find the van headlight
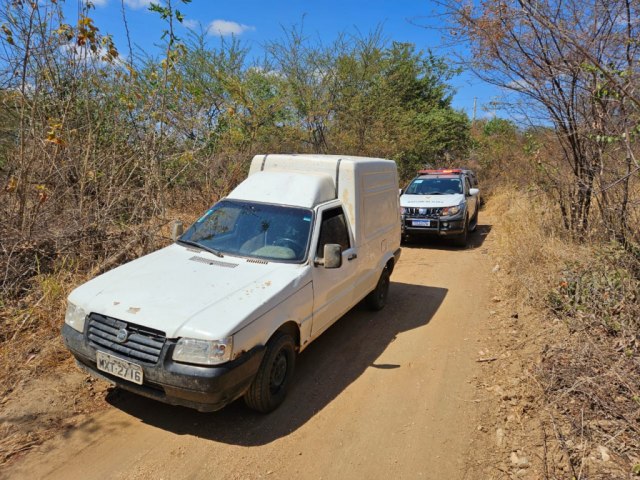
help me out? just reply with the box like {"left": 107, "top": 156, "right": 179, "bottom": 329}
{"left": 65, "top": 302, "right": 88, "bottom": 332}
{"left": 173, "top": 337, "right": 233, "bottom": 365}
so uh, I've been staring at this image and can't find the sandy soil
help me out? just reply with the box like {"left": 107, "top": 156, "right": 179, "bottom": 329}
{"left": 4, "top": 222, "right": 501, "bottom": 480}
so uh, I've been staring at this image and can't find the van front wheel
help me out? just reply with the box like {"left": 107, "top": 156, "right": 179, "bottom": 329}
{"left": 244, "top": 332, "right": 296, "bottom": 413}
{"left": 366, "top": 267, "right": 390, "bottom": 311}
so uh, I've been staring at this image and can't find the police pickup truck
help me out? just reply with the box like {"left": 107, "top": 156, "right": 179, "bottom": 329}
{"left": 400, "top": 169, "right": 480, "bottom": 247}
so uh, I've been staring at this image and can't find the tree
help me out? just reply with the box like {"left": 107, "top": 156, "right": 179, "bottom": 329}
{"left": 330, "top": 36, "right": 470, "bottom": 178}
{"left": 440, "top": 0, "right": 640, "bottom": 244}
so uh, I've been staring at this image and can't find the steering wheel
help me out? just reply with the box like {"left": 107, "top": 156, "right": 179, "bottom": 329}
{"left": 273, "top": 237, "right": 303, "bottom": 255}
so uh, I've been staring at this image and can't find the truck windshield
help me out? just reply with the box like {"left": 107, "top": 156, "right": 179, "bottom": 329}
{"left": 405, "top": 178, "right": 462, "bottom": 195}
{"left": 179, "top": 200, "right": 313, "bottom": 262}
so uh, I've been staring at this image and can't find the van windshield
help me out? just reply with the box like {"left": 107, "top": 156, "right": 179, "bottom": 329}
{"left": 405, "top": 178, "right": 462, "bottom": 195}
{"left": 178, "top": 200, "right": 313, "bottom": 262}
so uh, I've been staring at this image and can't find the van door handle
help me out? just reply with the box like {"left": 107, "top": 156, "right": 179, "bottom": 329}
{"left": 348, "top": 253, "right": 357, "bottom": 261}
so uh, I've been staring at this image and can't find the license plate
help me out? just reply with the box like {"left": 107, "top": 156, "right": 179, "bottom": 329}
{"left": 96, "top": 351, "right": 143, "bottom": 385}
{"left": 412, "top": 219, "right": 431, "bottom": 227}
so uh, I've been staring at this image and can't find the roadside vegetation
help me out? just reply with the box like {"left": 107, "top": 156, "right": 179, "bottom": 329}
{"left": 451, "top": 1, "right": 640, "bottom": 476}
{"left": 484, "top": 188, "right": 639, "bottom": 478}
{"left": 1, "top": 0, "right": 639, "bottom": 477}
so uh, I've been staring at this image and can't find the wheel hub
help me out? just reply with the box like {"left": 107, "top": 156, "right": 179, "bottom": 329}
{"left": 270, "top": 351, "right": 288, "bottom": 391}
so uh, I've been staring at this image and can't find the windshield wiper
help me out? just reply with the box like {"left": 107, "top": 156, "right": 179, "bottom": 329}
{"left": 177, "top": 239, "right": 224, "bottom": 258}
{"left": 424, "top": 192, "right": 444, "bottom": 195}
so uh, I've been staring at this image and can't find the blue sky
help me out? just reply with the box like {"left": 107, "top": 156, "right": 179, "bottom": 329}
{"left": 66, "top": 0, "right": 502, "bottom": 118}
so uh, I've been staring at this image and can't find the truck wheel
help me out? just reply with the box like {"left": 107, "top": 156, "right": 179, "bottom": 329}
{"left": 470, "top": 208, "right": 479, "bottom": 232}
{"left": 244, "top": 332, "right": 296, "bottom": 413}
{"left": 453, "top": 216, "right": 469, "bottom": 247}
{"left": 366, "top": 267, "right": 390, "bottom": 311}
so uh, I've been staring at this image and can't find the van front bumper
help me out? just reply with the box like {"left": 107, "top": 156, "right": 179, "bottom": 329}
{"left": 62, "top": 323, "right": 265, "bottom": 412}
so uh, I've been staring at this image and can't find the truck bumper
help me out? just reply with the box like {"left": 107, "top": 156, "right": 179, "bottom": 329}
{"left": 62, "top": 323, "right": 265, "bottom": 412}
{"left": 401, "top": 217, "right": 465, "bottom": 237}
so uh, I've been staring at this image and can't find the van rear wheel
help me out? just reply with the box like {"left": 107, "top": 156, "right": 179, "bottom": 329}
{"left": 366, "top": 267, "right": 390, "bottom": 311}
{"left": 244, "top": 332, "right": 296, "bottom": 413}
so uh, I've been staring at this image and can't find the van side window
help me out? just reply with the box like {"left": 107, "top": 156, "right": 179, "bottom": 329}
{"left": 316, "top": 207, "right": 350, "bottom": 257}
{"left": 464, "top": 177, "right": 471, "bottom": 194}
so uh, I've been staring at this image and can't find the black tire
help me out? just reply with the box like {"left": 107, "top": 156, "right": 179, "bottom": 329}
{"left": 453, "top": 215, "right": 469, "bottom": 247}
{"left": 244, "top": 332, "right": 296, "bottom": 413}
{"left": 470, "top": 207, "right": 479, "bottom": 232}
{"left": 366, "top": 266, "right": 390, "bottom": 311}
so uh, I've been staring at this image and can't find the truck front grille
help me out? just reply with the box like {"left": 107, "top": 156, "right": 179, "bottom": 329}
{"left": 87, "top": 313, "right": 166, "bottom": 364}
{"left": 404, "top": 207, "right": 443, "bottom": 218}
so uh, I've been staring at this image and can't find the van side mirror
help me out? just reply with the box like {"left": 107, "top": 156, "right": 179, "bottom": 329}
{"left": 172, "top": 220, "right": 184, "bottom": 241}
{"left": 320, "top": 244, "right": 342, "bottom": 269}
{"left": 399, "top": 188, "right": 403, "bottom": 196}
{"left": 469, "top": 188, "right": 479, "bottom": 197}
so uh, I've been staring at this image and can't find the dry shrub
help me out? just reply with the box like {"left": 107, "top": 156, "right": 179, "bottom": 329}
{"left": 484, "top": 186, "right": 588, "bottom": 309}
{"left": 0, "top": 268, "right": 79, "bottom": 392}
{"left": 0, "top": 222, "right": 174, "bottom": 399}
{"left": 487, "top": 187, "right": 640, "bottom": 478}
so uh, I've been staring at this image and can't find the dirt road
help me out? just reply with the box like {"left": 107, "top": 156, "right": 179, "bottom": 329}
{"left": 7, "top": 224, "right": 495, "bottom": 480}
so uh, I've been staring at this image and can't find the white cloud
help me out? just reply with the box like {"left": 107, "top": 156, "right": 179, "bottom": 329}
{"left": 89, "top": 0, "right": 109, "bottom": 6}
{"left": 207, "top": 19, "right": 255, "bottom": 37}
{"left": 123, "top": 0, "right": 153, "bottom": 9}
{"left": 182, "top": 19, "right": 200, "bottom": 30}
{"left": 60, "top": 43, "right": 123, "bottom": 67}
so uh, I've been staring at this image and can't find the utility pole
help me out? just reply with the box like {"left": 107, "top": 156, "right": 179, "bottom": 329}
{"left": 472, "top": 97, "right": 477, "bottom": 126}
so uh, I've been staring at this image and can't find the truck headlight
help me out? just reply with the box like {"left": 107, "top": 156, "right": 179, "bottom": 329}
{"left": 173, "top": 337, "right": 233, "bottom": 365}
{"left": 65, "top": 302, "right": 88, "bottom": 332}
{"left": 442, "top": 203, "right": 464, "bottom": 216}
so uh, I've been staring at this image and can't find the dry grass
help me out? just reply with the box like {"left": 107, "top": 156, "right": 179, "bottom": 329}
{"left": 486, "top": 187, "right": 640, "bottom": 479}
{"left": 484, "top": 188, "right": 590, "bottom": 309}
{"left": 0, "top": 269, "right": 79, "bottom": 396}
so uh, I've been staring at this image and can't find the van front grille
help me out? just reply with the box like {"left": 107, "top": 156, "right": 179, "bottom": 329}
{"left": 87, "top": 313, "right": 166, "bottom": 364}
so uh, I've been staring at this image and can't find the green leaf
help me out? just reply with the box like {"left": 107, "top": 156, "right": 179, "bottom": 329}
{"left": 148, "top": 2, "right": 170, "bottom": 19}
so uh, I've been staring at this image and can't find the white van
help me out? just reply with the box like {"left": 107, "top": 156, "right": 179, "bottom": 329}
{"left": 62, "top": 154, "right": 401, "bottom": 413}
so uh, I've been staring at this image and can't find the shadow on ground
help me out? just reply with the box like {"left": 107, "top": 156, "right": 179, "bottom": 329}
{"left": 101, "top": 281, "right": 447, "bottom": 446}
{"left": 404, "top": 223, "right": 492, "bottom": 251}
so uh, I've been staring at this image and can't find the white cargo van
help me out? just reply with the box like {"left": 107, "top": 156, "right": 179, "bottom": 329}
{"left": 62, "top": 154, "right": 401, "bottom": 413}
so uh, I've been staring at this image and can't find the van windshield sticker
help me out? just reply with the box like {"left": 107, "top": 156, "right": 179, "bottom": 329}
{"left": 414, "top": 179, "right": 423, "bottom": 183}
{"left": 303, "top": 216, "right": 311, "bottom": 222}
